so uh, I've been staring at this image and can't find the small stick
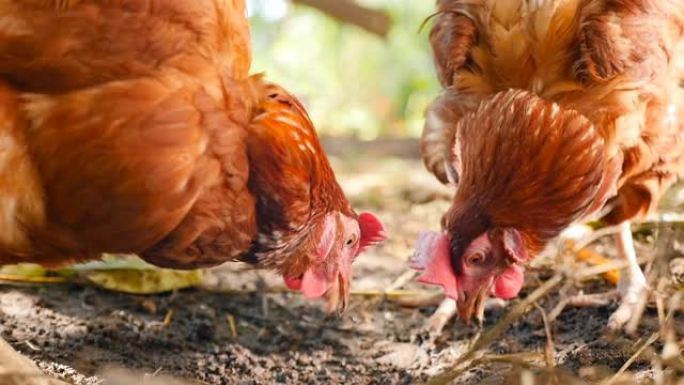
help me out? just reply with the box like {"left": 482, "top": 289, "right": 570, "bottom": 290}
{"left": 386, "top": 292, "right": 443, "bottom": 308}
{"left": 473, "top": 352, "right": 545, "bottom": 369}
{"left": 546, "top": 280, "right": 575, "bottom": 323}
{"left": 162, "top": 309, "right": 174, "bottom": 327}
{"left": 549, "top": 291, "right": 618, "bottom": 322}
{"left": 547, "top": 298, "right": 568, "bottom": 324}
{"left": 534, "top": 302, "right": 556, "bottom": 368}
{"left": 22, "top": 341, "right": 41, "bottom": 352}
{"left": 385, "top": 270, "right": 419, "bottom": 292}
{"left": 568, "top": 291, "right": 618, "bottom": 306}
{"left": 261, "top": 295, "right": 269, "bottom": 318}
{"left": 226, "top": 314, "right": 238, "bottom": 339}
{"left": 426, "top": 274, "right": 564, "bottom": 385}
{"left": 600, "top": 332, "right": 658, "bottom": 385}
{"left": 654, "top": 279, "right": 667, "bottom": 327}
{"left": 469, "top": 274, "right": 563, "bottom": 354}
{"left": 142, "top": 367, "right": 164, "bottom": 384}
{"left": 351, "top": 289, "right": 436, "bottom": 298}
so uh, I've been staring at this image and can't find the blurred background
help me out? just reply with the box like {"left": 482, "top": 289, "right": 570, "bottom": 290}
{"left": 247, "top": 0, "right": 438, "bottom": 140}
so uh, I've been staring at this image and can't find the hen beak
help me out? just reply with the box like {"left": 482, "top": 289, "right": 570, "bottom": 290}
{"left": 456, "top": 287, "right": 488, "bottom": 325}
{"left": 324, "top": 272, "right": 349, "bottom": 314}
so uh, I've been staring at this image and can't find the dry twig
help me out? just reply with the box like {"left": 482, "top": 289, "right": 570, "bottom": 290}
{"left": 425, "top": 274, "right": 564, "bottom": 385}
{"left": 226, "top": 314, "right": 238, "bottom": 339}
{"left": 472, "top": 352, "right": 545, "bottom": 370}
{"left": 548, "top": 291, "right": 618, "bottom": 322}
{"left": 600, "top": 333, "right": 659, "bottom": 385}
{"left": 162, "top": 309, "right": 174, "bottom": 327}
{"left": 534, "top": 302, "right": 556, "bottom": 367}
{"left": 386, "top": 270, "right": 418, "bottom": 292}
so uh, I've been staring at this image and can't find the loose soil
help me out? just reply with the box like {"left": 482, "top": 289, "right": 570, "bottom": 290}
{"left": 1, "top": 149, "right": 682, "bottom": 385}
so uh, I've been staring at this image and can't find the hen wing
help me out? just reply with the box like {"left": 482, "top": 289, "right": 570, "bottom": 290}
{"left": 23, "top": 76, "right": 255, "bottom": 267}
{"left": 0, "top": 0, "right": 251, "bottom": 93}
{"left": 420, "top": 0, "right": 479, "bottom": 184}
{"left": 575, "top": 0, "right": 684, "bottom": 223}
{"left": 575, "top": 0, "right": 682, "bottom": 83}
{"left": 0, "top": 81, "right": 45, "bottom": 262}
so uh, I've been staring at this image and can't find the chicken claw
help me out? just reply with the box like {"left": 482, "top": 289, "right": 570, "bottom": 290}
{"left": 417, "top": 296, "right": 507, "bottom": 345}
{"left": 607, "top": 222, "right": 649, "bottom": 332}
{"left": 421, "top": 297, "right": 458, "bottom": 340}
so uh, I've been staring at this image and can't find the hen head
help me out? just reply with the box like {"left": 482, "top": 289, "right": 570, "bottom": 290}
{"left": 412, "top": 228, "right": 527, "bottom": 322}
{"left": 245, "top": 79, "right": 386, "bottom": 312}
{"left": 411, "top": 89, "right": 619, "bottom": 322}
{"left": 281, "top": 211, "right": 386, "bottom": 312}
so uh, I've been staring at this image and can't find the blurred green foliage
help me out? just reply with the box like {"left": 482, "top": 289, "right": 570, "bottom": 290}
{"left": 247, "top": 0, "right": 440, "bottom": 139}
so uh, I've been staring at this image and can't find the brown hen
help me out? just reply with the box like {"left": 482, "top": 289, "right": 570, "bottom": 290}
{"left": 412, "top": 0, "right": 684, "bottom": 333}
{"left": 0, "top": 0, "right": 385, "bottom": 312}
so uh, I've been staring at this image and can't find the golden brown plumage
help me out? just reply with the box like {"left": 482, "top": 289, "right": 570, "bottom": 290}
{"left": 413, "top": 0, "right": 684, "bottom": 328}
{"left": 0, "top": 0, "right": 385, "bottom": 311}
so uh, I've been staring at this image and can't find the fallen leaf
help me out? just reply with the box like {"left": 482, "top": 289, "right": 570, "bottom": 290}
{"left": 84, "top": 269, "right": 203, "bottom": 294}
{"left": 0, "top": 264, "right": 73, "bottom": 283}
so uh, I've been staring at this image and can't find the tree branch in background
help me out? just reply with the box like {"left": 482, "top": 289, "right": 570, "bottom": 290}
{"left": 292, "top": 0, "right": 391, "bottom": 38}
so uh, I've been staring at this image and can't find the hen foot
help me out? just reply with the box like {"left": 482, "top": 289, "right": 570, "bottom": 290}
{"left": 607, "top": 222, "right": 648, "bottom": 331}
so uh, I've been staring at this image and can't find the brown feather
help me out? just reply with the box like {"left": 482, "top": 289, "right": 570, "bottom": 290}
{"left": 424, "top": 0, "right": 684, "bottom": 257}
{"left": 0, "top": 0, "right": 251, "bottom": 93}
{"left": 429, "top": 1, "right": 478, "bottom": 87}
{"left": 0, "top": 0, "right": 357, "bottom": 278}
{"left": 445, "top": 90, "right": 615, "bottom": 254}
{"left": 243, "top": 81, "right": 354, "bottom": 275}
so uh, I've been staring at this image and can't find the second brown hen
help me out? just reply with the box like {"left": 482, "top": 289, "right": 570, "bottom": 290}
{"left": 412, "top": 0, "right": 684, "bottom": 333}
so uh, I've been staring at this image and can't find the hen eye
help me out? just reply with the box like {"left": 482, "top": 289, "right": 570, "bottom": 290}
{"left": 467, "top": 252, "right": 487, "bottom": 265}
{"left": 345, "top": 233, "right": 358, "bottom": 247}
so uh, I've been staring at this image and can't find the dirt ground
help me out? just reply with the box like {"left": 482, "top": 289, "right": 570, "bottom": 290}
{"left": 1, "top": 148, "right": 683, "bottom": 385}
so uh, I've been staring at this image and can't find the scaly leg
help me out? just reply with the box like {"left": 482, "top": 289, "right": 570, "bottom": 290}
{"left": 607, "top": 222, "right": 648, "bottom": 330}
{"left": 419, "top": 296, "right": 507, "bottom": 340}
{"left": 422, "top": 297, "right": 458, "bottom": 338}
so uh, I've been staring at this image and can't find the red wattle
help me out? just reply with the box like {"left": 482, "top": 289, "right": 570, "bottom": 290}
{"left": 283, "top": 275, "right": 303, "bottom": 291}
{"left": 493, "top": 264, "right": 524, "bottom": 299}
{"left": 300, "top": 268, "right": 331, "bottom": 298}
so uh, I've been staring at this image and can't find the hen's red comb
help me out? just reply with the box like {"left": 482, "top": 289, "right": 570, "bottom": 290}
{"left": 358, "top": 212, "right": 386, "bottom": 253}
{"left": 493, "top": 264, "right": 524, "bottom": 299}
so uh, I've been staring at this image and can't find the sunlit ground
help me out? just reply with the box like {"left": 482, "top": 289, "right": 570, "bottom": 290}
{"left": 2, "top": 145, "right": 683, "bottom": 384}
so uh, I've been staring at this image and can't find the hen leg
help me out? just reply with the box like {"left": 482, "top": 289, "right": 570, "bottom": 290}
{"left": 419, "top": 296, "right": 507, "bottom": 340}
{"left": 607, "top": 222, "right": 648, "bottom": 331}
{"left": 421, "top": 297, "right": 458, "bottom": 339}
